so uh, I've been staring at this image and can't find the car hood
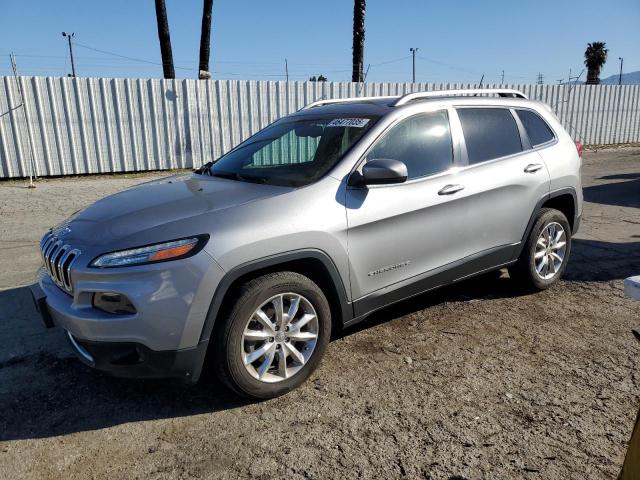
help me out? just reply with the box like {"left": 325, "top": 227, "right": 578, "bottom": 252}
{"left": 55, "top": 174, "right": 291, "bottom": 247}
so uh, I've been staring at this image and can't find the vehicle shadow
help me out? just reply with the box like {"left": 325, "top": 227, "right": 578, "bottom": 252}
{"left": 339, "top": 237, "right": 640, "bottom": 338}
{"left": 583, "top": 173, "right": 640, "bottom": 208}
{"left": 0, "top": 287, "right": 251, "bottom": 441}
{"left": 1, "top": 236, "right": 637, "bottom": 441}
{"left": 565, "top": 238, "right": 640, "bottom": 282}
{"left": 338, "top": 269, "right": 521, "bottom": 339}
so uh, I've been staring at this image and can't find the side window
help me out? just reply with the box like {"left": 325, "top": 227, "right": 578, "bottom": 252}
{"left": 368, "top": 111, "right": 453, "bottom": 180}
{"left": 516, "top": 109, "right": 555, "bottom": 147}
{"left": 457, "top": 108, "right": 522, "bottom": 164}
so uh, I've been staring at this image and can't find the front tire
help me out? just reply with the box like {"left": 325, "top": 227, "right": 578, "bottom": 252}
{"left": 214, "top": 271, "right": 331, "bottom": 399}
{"left": 509, "top": 208, "right": 572, "bottom": 291}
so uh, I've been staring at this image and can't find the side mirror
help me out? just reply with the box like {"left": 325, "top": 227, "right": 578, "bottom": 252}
{"left": 357, "top": 158, "right": 408, "bottom": 186}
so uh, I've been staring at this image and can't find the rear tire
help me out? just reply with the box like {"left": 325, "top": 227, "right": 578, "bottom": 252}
{"left": 213, "top": 271, "right": 331, "bottom": 399}
{"left": 509, "top": 208, "right": 572, "bottom": 291}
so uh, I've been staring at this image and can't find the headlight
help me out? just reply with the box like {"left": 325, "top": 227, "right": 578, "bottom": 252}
{"left": 90, "top": 235, "right": 208, "bottom": 268}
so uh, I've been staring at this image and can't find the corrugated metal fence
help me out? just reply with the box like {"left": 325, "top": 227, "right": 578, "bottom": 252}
{"left": 0, "top": 77, "right": 639, "bottom": 178}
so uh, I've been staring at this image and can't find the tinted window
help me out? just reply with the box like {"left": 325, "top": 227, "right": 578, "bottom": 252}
{"left": 517, "top": 109, "right": 555, "bottom": 147}
{"left": 457, "top": 108, "right": 522, "bottom": 164}
{"left": 205, "top": 115, "right": 378, "bottom": 187}
{"left": 368, "top": 111, "right": 453, "bottom": 179}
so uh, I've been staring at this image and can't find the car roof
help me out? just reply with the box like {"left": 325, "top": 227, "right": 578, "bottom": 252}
{"left": 291, "top": 89, "right": 547, "bottom": 119}
{"left": 291, "top": 99, "right": 395, "bottom": 118}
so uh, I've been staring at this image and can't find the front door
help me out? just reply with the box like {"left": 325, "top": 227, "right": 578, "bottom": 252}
{"left": 345, "top": 110, "right": 470, "bottom": 309}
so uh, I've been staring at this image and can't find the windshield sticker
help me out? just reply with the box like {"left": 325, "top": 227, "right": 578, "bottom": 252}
{"left": 327, "top": 118, "right": 370, "bottom": 128}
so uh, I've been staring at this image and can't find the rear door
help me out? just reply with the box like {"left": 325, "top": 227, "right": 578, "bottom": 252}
{"left": 450, "top": 106, "right": 551, "bottom": 257}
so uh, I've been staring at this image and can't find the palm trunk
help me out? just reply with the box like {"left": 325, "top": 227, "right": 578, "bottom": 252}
{"left": 198, "top": 0, "right": 214, "bottom": 79}
{"left": 154, "top": 0, "right": 175, "bottom": 79}
{"left": 351, "top": 0, "right": 366, "bottom": 83}
{"left": 586, "top": 67, "right": 600, "bottom": 85}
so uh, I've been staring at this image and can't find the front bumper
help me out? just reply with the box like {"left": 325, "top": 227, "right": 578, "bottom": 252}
{"left": 64, "top": 330, "right": 208, "bottom": 382}
{"left": 30, "top": 250, "right": 225, "bottom": 381}
{"left": 30, "top": 278, "right": 211, "bottom": 382}
{"left": 30, "top": 281, "right": 55, "bottom": 328}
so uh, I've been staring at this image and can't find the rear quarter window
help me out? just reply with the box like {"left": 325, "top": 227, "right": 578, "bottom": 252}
{"left": 516, "top": 109, "right": 556, "bottom": 147}
{"left": 457, "top": 108, "right": 522, "bottom": 164}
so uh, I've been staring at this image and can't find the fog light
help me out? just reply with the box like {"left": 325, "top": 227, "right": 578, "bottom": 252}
{"left": 93, "top": 292, "right": 136, "bottom": 315}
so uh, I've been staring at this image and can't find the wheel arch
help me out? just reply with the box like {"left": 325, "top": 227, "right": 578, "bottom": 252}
{"left": 199, "top": 249, "right": 352, "bottom": 345}
{"left": 541, "top": 191, "right": 577, "bottom": 232}
{"left": 515, "top": 187, "right": 579, "bottom": 259}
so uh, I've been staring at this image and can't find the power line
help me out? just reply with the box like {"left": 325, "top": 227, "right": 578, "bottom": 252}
{"left": 8, "top": 42, "right": 414, "bottom": 80}
{"left": 370, "top": 55, "right": 411, "bottom": 67}
{"left": 69, "top": 42, "right": 306, "bottom": 77}
{"left": 3, "top": 43, "right": 589, "bottom": 84}
{"left": 74, "top": 41, "right": 194, "bottom": 70}
{"left": 417, "top": 55, "right": 480, "bottom": 76}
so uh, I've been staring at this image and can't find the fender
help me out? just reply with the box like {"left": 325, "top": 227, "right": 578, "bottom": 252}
{"left": 198, "top": 248, "right": 353, "bottom": 344}
{"left": 515, "top": 187, "right": 579, "bottom": 259}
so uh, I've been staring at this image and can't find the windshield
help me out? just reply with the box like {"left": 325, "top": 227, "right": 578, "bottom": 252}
{"left": 199, "top": 114, "right": 379, "bottom": 187}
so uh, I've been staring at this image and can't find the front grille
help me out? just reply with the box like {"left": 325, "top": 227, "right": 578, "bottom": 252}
{"left": 40, "top": 231, "right": 81, "bottom": 294}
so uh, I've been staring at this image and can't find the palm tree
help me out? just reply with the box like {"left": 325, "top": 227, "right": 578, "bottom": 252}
{"left": 351, "top": 0, "right": 366, "bottom": 83}
{"left": 198, "top": 0, "right": 214, "bottom": 79}
{"left": 154, "top": 0, "right": 175, "bottom": 79}
{"left": 584, "top": 42, "right": 608, "bottom": 85}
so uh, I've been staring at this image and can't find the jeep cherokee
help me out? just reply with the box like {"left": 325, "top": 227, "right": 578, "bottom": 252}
{"left": 30, "top": 89, "right": 583, "bottom": 399}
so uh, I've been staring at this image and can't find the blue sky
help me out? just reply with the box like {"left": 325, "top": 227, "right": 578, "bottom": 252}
{"left": 1, "top": 0, "right": 638, "bottom": 84}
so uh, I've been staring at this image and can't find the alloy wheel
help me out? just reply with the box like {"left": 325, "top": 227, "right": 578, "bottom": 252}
{"left": 241, "top": 293, "right": 319, "bottom": 383}
{"left": 534, "top": 222, "right": 567, "bottom": 280}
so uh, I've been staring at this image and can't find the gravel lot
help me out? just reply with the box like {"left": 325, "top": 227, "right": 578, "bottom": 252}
{"left": 1, "top": 148, "right": 639, "bottom": 479}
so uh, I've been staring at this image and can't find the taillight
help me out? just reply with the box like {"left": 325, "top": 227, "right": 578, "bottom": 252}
{"left": 575, "top": 140, "right": 584, "bottom": 158}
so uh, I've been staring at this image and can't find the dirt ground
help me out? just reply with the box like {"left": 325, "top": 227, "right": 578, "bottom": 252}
{"left": 0, "top": 148, "right": 639, "bottom": 480}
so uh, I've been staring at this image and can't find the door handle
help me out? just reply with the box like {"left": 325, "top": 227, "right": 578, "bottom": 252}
{"left": 524, "top": 163, "right": 544, "bottom": 173}
{"left": 438, "top": 184, "right": 465, "bottom": 195}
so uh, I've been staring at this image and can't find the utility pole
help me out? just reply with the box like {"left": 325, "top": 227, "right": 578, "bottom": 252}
{"left": 566, "top": 68, "right": 580, "bottom": 85}
{"left": 9, "top": 54, "right": 37, "bottom": 187}
{"left": 410, "top": 47, "right": 418, "bottom": 83}
{"left": 285, "top": 58, "right": 289, "bottom": 82}
{"left": 501, "top": 70, "right": 504, "bottom": 84}
{"left": 556, "top": 79, "right": 563, "bottom": 85}
{"left": 537, "top": 72, "right": 544, "bottom": 85}
{"left": 619, "top": 57, "right": 624, "bottom": 85}
{"left": 62, "top": 32, "right": 76, "bottom": 77}
{"left": 357, "top": 63, "right": 371, "bottom": 96}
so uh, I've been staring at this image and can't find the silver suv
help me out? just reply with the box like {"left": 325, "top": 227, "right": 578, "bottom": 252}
{"left": 30, "top": 89, "right": 583, "bottom": 399}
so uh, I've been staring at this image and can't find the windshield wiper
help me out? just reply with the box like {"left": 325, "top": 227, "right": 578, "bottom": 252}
{"left": 195, "top": 164, "right": 267, "bottom": 184}
{"left": 194, "top": 161, "right": 213, "bottom": 175}
{"left": 210, "top": 170, "right": 267, "bottom": 184}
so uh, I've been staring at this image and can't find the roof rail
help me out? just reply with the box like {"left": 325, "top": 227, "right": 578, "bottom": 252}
{"left": 300, "top": 89, "right": 528, "bottom": 111}
{"left": 393, "top": 89, "right": 528, "bottom": 106}
{"left": 300, "top": 95, "right": 396, "bottom": 110}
